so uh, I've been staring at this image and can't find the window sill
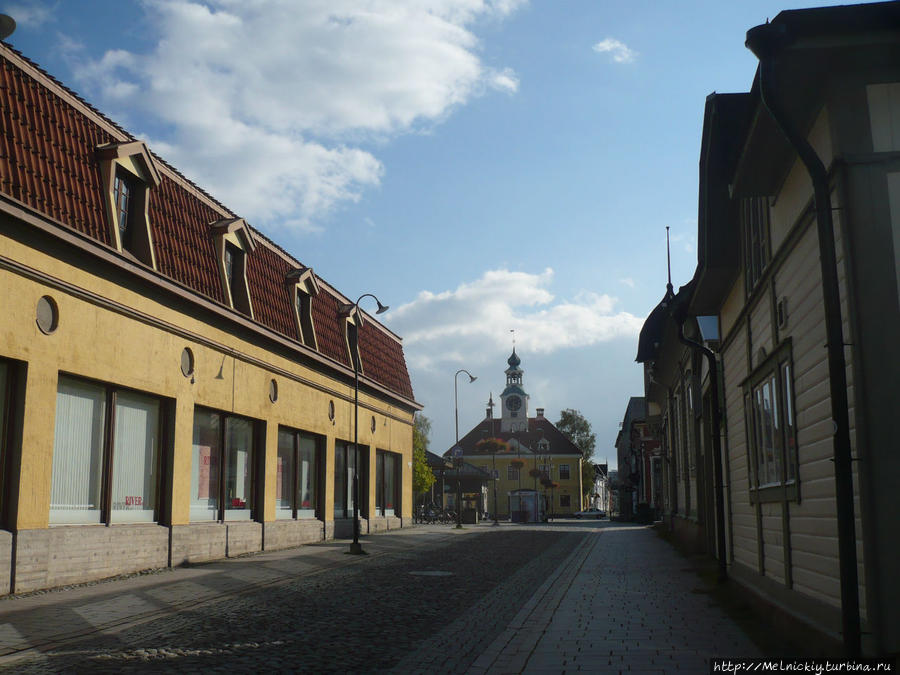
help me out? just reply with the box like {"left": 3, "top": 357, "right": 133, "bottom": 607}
{"left": 750, "top": 482, "right": 798, "bottom": 504}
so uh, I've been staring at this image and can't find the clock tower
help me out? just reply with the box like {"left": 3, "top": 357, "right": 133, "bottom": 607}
{"left": 500, "top": 348, "right": 529, "bottom": 433}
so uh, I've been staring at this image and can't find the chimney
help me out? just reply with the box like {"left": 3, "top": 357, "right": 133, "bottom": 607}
{"left": 536, "top": 408, "right": 544, "bottom": 419}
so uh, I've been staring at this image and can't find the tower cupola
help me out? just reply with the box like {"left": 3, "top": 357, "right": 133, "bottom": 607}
{"left": 500, "top": 348, "right": 529, "bottom": 432}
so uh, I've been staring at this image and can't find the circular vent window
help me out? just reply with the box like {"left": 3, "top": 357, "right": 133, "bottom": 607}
{"left": 36, "top": 295, "right": 59, "bottom": 335}
{"left": 181, "top": 348, "right": 195, "bottom": 377}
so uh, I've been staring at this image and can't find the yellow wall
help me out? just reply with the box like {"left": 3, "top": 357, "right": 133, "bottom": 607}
{"left": 466, "top": 453, "right": 584, "bottom": 514}
{"left": 0, "top": 224, "right": 415, "bottom": 530}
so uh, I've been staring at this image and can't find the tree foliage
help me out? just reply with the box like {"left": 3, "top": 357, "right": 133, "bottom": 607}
{"left": 556, "top": 408, "right": 596, "bottom": 459}
{"left": 557, "top": 409, "right": 597, "bottom": 503}
{"left": 412, "top": 413, "right": 435, "bottom": 495}
{"left": 581, "top": 461, "right": 596, "bottom": 502}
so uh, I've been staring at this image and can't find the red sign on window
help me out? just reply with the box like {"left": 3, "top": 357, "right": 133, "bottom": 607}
{"left": 198, "top": 445, "right": 212, "bottom": 498}
{"left": 124, "top": 496, "right": 143, "bottom": 506}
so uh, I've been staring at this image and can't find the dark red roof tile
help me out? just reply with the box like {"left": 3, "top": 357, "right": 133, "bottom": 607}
{"left": 311, "top": 291, "right": 352, "bottom": 369}
{"left": 359, "top": 322, "right": 414, "bottom": 400}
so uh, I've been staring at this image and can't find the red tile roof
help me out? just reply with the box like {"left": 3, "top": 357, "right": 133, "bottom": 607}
{"left": 0, "top": 45, "right": 415, "bottom": 404}
{"left": 359, "top": 321, "right": 414, "bottom": 400}
{"left": 448, "top": 417, "right": 583, "bottom": 457}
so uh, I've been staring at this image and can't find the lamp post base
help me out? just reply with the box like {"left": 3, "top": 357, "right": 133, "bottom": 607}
{"left": 346, "top": 542, "right": 367, "bottom": 555}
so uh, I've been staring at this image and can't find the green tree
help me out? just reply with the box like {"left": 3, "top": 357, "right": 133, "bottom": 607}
{"left": 556, "top": 409, "right": 596, "bottom": 459}
{"left": 412, "top": 413, "right": 435, "bottom": 496}
{"left": 556, "top": 409, "right": 597, "bottom": 504}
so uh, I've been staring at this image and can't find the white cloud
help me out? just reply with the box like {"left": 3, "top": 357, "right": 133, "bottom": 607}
{"left": 489, "top": 66, "right": 519, "bottom": 93}
{"left": 619, "top": 277, "right": 635, "bottom": 288}
{"left": 4, "top": 2, "right": 54, "bottom": 28}
{"left": 67, "top": 0, "right": 524, "bottom": 231}
{"left": 592, "top": 37, "right": 636, "bottom": 64}
{"left": 386, "top": 268, "right": 644, "bottom": 372}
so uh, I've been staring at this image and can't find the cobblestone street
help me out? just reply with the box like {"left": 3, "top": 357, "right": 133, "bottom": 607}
{"left": 0, "top": 522, "right": 763, "bottom": 673}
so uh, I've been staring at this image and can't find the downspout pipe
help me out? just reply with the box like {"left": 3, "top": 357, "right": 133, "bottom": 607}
{"left": 675, "top": 313, "right": 728, "bottom": 584}
{"left": 746, "top": 23, "right": 861, "bottom": 658}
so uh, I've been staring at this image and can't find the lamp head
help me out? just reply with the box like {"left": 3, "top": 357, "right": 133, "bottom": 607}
{"left": 375, "top": 300, "right": 389, "bottom": 314}
{"left": 0, "top": 14, "right": 15, "bottom": 40}
{"left": 468, "top": 374, "right": 477, "bottom": 383}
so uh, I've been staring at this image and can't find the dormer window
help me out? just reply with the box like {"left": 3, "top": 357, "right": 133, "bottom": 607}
{"left": 97, "top": 141, "right": 161, "bottom": 268}
{"left": 347, "top": 318, "right": 362, "bottom": 373}
{"left": 285, "top": 266, "right": 319, "bottom": 349}
{"left": 114, "top": 169, "right": 134, "bottom": 246}
{"left": 337, "top": 304, "right": 365, "bottom": 374}
{"left": 224, "top": 242, "right": 238, "bottom": 289}
{"left": 210, "top": 218, "right": 256, "bottom": 317}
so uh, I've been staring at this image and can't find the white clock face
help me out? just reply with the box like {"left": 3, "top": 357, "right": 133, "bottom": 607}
{"left": 506, "top": 395, "right": 522, "bottom": 412}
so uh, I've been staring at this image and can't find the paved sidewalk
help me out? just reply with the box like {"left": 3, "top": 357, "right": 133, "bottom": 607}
{"left": 472, "top": 523, "right": 761, "bottom": 673}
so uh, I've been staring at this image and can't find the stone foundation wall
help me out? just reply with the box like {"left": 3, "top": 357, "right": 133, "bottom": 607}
{"left": 2, "top": 514, "right": 403, "bottom": 595}
{"left": 368, "top": 515, "right": 402, "bottom": 533}
{"left": 171, "top": 523, "right": 226, "bottom": 566}
{"left": 225, "top": 521, "right": 262, "bottom": 557}
{"left": 0, "top": 530, "right": 12, "bottom": 595}
{"left": 264, "top": 520, "right": 325, "bottom": 551}
{"left": 13, "top": 524, "right": 169, "bottom": 593}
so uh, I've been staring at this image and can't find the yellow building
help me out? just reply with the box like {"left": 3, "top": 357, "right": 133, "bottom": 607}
{"left": 445, "top": 351, "right": 585, "bottom": 519}
{"left": 0, "top": 41, "right": 419, "bottom": 593}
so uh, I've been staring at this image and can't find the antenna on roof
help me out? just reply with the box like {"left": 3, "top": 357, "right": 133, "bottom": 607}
{"left": 666, "top": 226, "right": 673, "bottom": 297}
{"left": 0, "top": 15, "right": 16, "bottom": 40}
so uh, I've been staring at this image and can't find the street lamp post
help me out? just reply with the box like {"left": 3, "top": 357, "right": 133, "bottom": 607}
{"left": 453, "top": 369, "right": 477, "bottom": 529}
{"left": 341, "top": 294, "right": 389, "bottom": 556}
{"left": 490, "top": 395, "right": 499, "bottom": 526}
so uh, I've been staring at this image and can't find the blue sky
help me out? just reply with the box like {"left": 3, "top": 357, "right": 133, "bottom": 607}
{"left": 3, "top": 0, "right": 858, "bottom": 466}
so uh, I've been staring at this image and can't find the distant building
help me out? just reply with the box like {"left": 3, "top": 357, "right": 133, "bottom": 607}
{"left": 442, "top": 350, "right": 585, "bottom": 519}
{"left": 614, "top": 398, "right": 660, "bottom": 521}
{"left": 591, "top": 463, "right": 609, "bottom": 512}
{"left": 606, "top": 470, "right": 619, "bottom": 516}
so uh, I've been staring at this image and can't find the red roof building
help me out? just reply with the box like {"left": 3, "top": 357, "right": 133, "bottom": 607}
{"left": 0, "top": 34, "right": 419, "bottom": 594}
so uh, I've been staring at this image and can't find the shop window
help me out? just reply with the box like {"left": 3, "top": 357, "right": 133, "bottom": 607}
{"left": 276, "top": 427, "right": 322, "bottom": 520}
{"left": 376, "top": 450, "right": 400, "bottom": 517}
{"left": 210, "top": 218, "right": 256, "bottom": 317}
{"left": 560, "top": 494, "right": 571, "bottom": 508}
{"left": 96, "top": 141, "right": 161, "bottom": 267}
{"left": 746, "top": 341, "right": 798, "bottom": 503}
{"left": 50, "top": 375, "right": 163, "bottom": 525}
{"left": 558, "top": 464, "right": 570, "bottom": 480}
{"left": 742, "top": 196, "right": 771, "bottom": 294}
{"left": 507, "top": 464, "right": 519, "bottom": 481}
{"left": 190, "top": 408, "right": 257, "bottom": 521}
{"left": 334, "top": 441, "right": 369, "bottom": 520}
